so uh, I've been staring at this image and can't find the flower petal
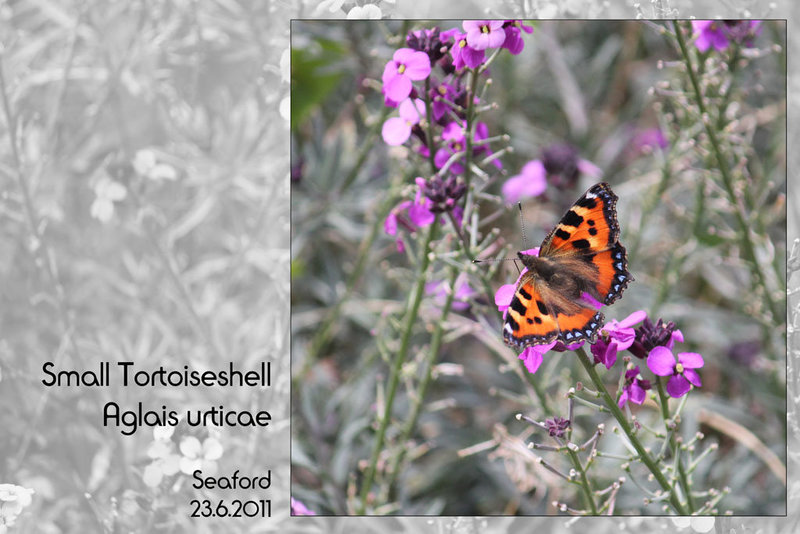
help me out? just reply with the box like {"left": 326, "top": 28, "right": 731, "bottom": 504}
{"left": 402, "top": 51, "right": 432, "bottom": 80}
{"left": 666, "top": 328, "right": 684, "bottom": 349}
{"left": 408, "top": 201, "right": 435, "bottom": 227}
{"left": 678, "top": 352, "right": 704, "bottom": 369}
{"left": 666, "top": 374, "right": 691, "bottom": 398}
{"left": 381, "top": 117, "right": 412, "bottom": 146}
{"left": 520, "top": 346, "right": 544, "bottom": 374}
{"left": 383, "top": 74, "right": 412, "bottom": 103}
{"left": 683, "top": 368, "right": 702, "bottom": 388}
{"left": 494, "top": 284, "right": 516, "bottom": 310}
{"left": 629, "top": 382, "right": 646, "bottom": 404}
{"left": 647, "top": 346, "right": 676, "bottom": 376}
{"left": 461, "top": 46, "right": 485, "bottom": 69}
{"left": 619, "top": 310, "right": 647, "bottom": 328}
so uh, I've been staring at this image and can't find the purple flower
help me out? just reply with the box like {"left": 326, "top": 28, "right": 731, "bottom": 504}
{"left": 382, "top": 48, "right": 432, "bottom": 103}
{"left": 591, "top": 310, "right": 647, "bottom": 368}
{"left": 406, "top": 27, "right": 451, "bottom": 65}
{"left": 426, "top": 273, "right": 476, "bottom": 311}
{"left": 431, "top": 82, "right": 457, "bottom": 121}
{"left": 628, "top": 316, "right": 683, "bottom": 359}
{"left": 501, "top": 160, "right": 547, "bottom": 204}
{"left": 591, "top": 337, "right": 618, "bottom": 369}
{"left": 463, "top": 20, "right": 507, "bottom": 51}
{"left": 692, "top": 21, "right": 730, "bottom": 52}
{"left": 631, "top": 127, "right": 668, "bottom": 154}
{"left": 291, "top": 497, "right": 316, "bottom": 516}
{"left": 722, "top": 20, "right": 762, "bottom": 45}
{"left": 434, "top": 122, "right": 467, "bottom": 174}
{"left": 647, "top": 347, "right": 704, "bottom": 398}
{"left": 449, "top": 31, "right": 485, "bottom": 70}
{"left": 518, "top": 341, "right": 556, "bottom": 374}
{"left": 384, "top": 179, "right": 436, "bottom": 250}
{"left": 382, "top": 98, "right": 425, "bottom": 146}
{"left": 501, "top": 20, "right": 534, "bottom": 55}
{"left": 545, "top": 416, "right": 570, "bottom": 438}
{"left": 419, "top": 174, "right": 466, "bottom": 213}
{"left": 618, "top": 365, "right": 652, "bottom": 408}
{"left": 691, "top": 20, "right": 761, "bottom": 52}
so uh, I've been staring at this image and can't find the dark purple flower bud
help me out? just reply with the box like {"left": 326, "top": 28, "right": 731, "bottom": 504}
{"left": 420, "top": 174, "right": 466, "bottom": 213}
{"left": 629, "top": 317, "right": 680, "bottom": 359}
{"left": 407, "top": 27, "right": 452, "bottom": 66}
{"left": 545, "top": 416, "right": 570, "bottom": 438}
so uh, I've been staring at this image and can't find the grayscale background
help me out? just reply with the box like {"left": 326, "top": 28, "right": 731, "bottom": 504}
{"left": 0, "top": 0, "right": 795, "bottom": 533}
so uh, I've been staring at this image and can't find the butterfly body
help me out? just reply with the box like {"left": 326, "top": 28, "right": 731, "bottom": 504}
{"left": 503, "top": 183, "right": 632, "bottom": 349}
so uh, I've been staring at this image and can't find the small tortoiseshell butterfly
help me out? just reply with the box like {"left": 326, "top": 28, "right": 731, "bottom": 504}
{"left": 502, "top": 182, "right": 633, "bottom": 349}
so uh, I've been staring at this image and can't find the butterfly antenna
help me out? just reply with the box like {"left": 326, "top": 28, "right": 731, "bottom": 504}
{"left": 518, "top": 202, "right": 529, "bottom": 250}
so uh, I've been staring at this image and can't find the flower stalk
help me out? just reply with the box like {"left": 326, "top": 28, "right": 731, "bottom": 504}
{"left": 574, "top": 347, "right": 688, "bottom": 514}
{"left": 357, "top": 221, "right": 439, "bottom": 514}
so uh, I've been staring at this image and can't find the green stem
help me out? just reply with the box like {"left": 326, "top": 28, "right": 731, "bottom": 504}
{"left": 423, "top": 77, "right": 437, "bottom": 175}
{"left": 574, "top": 347, "right": 687, "bottom": 514}
{"left": 655, "top": 378, "right": 695, "bottom": 512}
{"left": 357, "top": 222, "right": 439, "bottom": 513}
{"left": 566, "top": 448, "right": 598, "bottom": 514}
{"left": 674, "top": 21, "right": 778, "bottom": 322}
{"left": 462, "top": 68, "right": 480, "bottom": 198}
{"left": 384, "top": 265, "right": 459, "bottom": 499}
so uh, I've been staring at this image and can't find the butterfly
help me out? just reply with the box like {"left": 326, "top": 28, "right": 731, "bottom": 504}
{"left": 501, "top": 182, "right": 632, "bottom": 349}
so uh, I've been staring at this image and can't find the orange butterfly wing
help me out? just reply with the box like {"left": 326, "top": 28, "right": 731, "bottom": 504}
{"left": 502, "top": 182, "right": 632, "bottom": 349}
{"left": 503, "top": 274, "right": 560, "bottom": 348}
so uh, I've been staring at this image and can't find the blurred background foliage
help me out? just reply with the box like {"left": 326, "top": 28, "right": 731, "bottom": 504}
{"left": 291, "top": 20, "right": 786, "bottom": 515}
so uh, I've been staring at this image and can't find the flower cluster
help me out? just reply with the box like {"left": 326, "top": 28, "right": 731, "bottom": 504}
{"left": 691, "top": 20, "right": 762, "bottom": 52}
{"left": 381, "top": 22, "right": 531, "bottom": 249}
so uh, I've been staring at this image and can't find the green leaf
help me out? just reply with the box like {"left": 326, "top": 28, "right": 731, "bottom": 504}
{"left": 291, "top": 39, "right": 348, "bottom": 130}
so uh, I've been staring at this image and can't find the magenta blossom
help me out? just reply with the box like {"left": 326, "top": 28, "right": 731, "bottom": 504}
{"left": 501, "top": 160, "right": 547, "bottom": 204}
{"left": 384, "top": 178, "right": 436, "bottom": 250}
{"left": 449, "top": 31, "right": 485, "bottom": 70}
{"left": 434, "top": 121, "right": 468, "bottom": 174}
{"left": 647, "top": 347, "right": 704, "bottom": 398}
{"left": 691, "top": 20, "right": 761, "bottom": 52}
{"left": 426, "top": 273, "right": 476, "bottom": 311}
{"left": 291, "top": 497, "right": 316, "bottom": 516}
{"left": 382, "top": 98, "right": 425, "bottom": 146}
{"left": 502, "top": 20, "right": 534, "bottom": 55}
{"left": 519, "top": 341, "right": 557, "bottom": 374}
{"left": 691, "top": 21, "right": 729, "bottom": 52}
{"left": 591, "top": 310, "right": 647, "bottom": 369}
{"left": 431, "top": 82, "right": 457, "bottom": 121}
{"left": 618, "top": 365, "right": 652, "bottom": 408}
{"left": 463, "top": 20, "right": 507, "bottom": 51}
{"left": 628, "top": 316, "right": 684, "bottom": 359}
{"left": 382, "top": 48, "right": 431, "bottom": 103}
